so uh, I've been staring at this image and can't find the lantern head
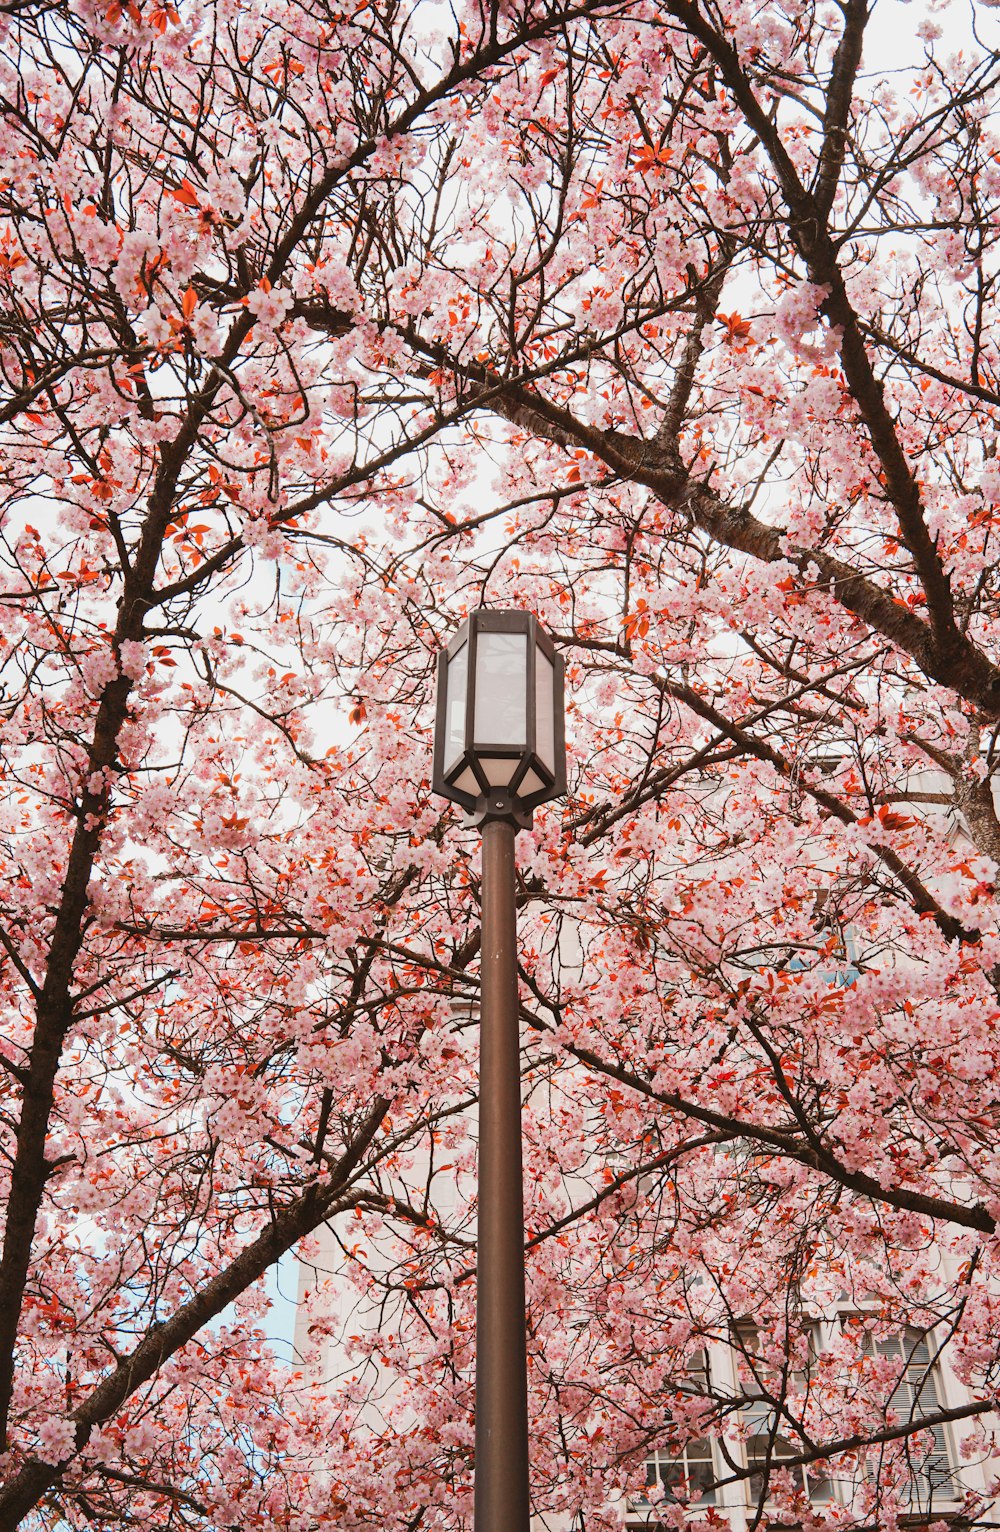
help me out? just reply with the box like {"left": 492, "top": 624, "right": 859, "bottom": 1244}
{"left": 432, "top": 609, "right": 567, "bottom": 829}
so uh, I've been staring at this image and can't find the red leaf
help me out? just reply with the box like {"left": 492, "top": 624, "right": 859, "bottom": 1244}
{"left": 170, "top": 179, "right": 200, "bottom": 208}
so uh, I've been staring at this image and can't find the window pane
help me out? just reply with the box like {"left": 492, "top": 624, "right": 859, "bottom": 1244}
{"left": 640, "top": 1445, "right": 716, "bottom": 1507}
{"left": 747, "top": 1433, "right": 796, "bottom": 1502}
{"left": 807, "top": 1466, "right": 834, "bottom": 1502}
{"left": 474, "top": 631, "right": 527, "bottom": 746}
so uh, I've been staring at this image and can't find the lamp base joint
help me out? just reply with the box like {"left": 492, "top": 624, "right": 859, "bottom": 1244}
{"left": 462, "top": 792, "right": 533, "bottom": 831}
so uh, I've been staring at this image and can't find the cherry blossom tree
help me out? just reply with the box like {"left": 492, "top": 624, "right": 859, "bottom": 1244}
{"left": 2, "top": 0, "right": 1000, "bottom": 1524}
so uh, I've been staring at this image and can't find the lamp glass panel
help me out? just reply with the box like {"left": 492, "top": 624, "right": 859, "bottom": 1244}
{"left": 480, "top": 756, "right": 519, "bottom": 787}
{"left": 518, "top": 766, "right": 546, "bottom": 797}
{"left": 444, "top": 641, "right": 469, "bottom": 771}
{"left": 535, "top": 649, "right": 556, "bottom": 773}
{"left": 474, "top": 631, "right": 527, "bottom": 746}
{"left": 451, "top": 764, "right": 480, "bottom": 797}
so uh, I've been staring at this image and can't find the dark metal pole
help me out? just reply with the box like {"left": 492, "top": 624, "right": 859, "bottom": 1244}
{"left": 475, "top": 815, "right": 530, "bottom": 1532}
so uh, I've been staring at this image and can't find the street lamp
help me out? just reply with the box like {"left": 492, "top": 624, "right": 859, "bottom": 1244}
{"left": 432, "top": 608, "right": 566, "bottom": 1532}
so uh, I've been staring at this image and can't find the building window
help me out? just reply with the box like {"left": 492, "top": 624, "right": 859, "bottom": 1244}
{"left": 627, "top": 1350, "right": 717, "bottom": 1520}
{"left": 625, "top": 1322, "right": 958, "bottom": 1521}
{"left": 745, "top": 1430, "right": 833, "bottom": 1505}
{"left": 730, "top": 885, "right": 860, "bottom": 985}
{"left": 866, "top": 1327, "right": 955, "bottom": 1506}
{"left": 632, "top": 1441, "right": 717, "bottom": 1513}
{"left": 734, "top": 1323, "right": 834, "bottom": 1506}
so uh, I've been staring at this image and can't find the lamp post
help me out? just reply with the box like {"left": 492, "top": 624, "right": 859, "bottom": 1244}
{"left": 431, "top": 609, "right": 566, "bottom": 1532}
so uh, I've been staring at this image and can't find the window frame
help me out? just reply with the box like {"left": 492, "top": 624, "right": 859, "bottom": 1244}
{"left": 625, "top": 1349, "right": 719, "bottom": 1522}
{"left": 627, "top": 1440, "right": 719, "bottom": 1522}
{"left": 732, "top": 1319, "right": 835, "bottom": 1508}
